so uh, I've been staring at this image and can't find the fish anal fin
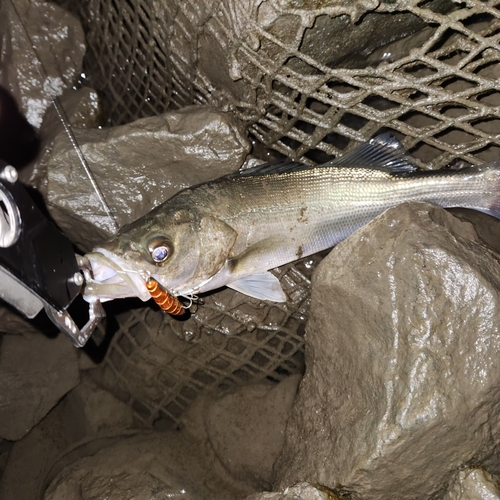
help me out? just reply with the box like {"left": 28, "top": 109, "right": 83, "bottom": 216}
{"left": 228, "top": 272, "right": 286, "bottom": 302}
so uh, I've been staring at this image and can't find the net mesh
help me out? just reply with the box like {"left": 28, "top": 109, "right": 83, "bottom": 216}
{"left": 65, "top": 0, "right": 500, "bottom": 170}
{"left": 91, "top": 255, "right": 321, "bottom": 429}
{"left": 56, "top": 0, "right": 500, "bottom": 426}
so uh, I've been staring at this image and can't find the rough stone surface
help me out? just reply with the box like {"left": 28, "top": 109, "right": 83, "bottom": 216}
{"left": 178, "top": 376, "right": 301, "bottom": 493}
{"left": 0, "top": 374, "right": 136, "bottom": 500}
{"left": 42, "top": 432, "right": 255, "bottom": 500}
{"left": 203, "top": 376, "right": 301, "bottom": 490}
{"left": 0, "top": 0, "right": 85, "bottom": 129}
{"left": 45, "top": 105, "right": 250, "bottom": 246}
{"left": 245, "top": 482, "right": 338, "bottom": 500}
{"left": 274, "top": 202, "right": 500, "bottom": 499}
{"left": 0, "top": 332, "right": 79, "bottom": 440}
{"left": 443, "top": 468, "right": 500, "bottom": 500}
{"left": 24, "top": 86, "right": 104, "bottom": 190}
{"left": 64, "top": 377, "right": 135, "bottom": 436}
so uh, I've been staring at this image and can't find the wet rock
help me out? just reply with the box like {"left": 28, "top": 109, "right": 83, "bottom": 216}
{"left": 1, "top": 393, "right": 88, "bottom": 500}
{"left": 25, "top": 86, "right": 104, "bottom": 190}
{"left": 245, "top": 482, "right": 339, "bottom": 500}
{"left": 42, "top": 432, "right": 254, "bottom": 500}
{"left": 0, "top": 332, "right": 79, "bottom": 440}
{"left": 45, "top": 105, "right": 250, "bottom": 247}
{"left": 274, "top": 202, "right": 500, "bottom": 499}
{"left": 0, "top": 0, "right": 85, "bottom": 129}
{"left": 181, "top": 376, "right": 301, "bottom": 491}
{"left": 205, "top": 377, "right": 300, "bottom": 489}
{"left": 443, "top": 468, "right": 500, "bottom": 500}
{"left": 0, "top": 374, "right": 136, "bottom": 500}
{"left": 449, "top": 208, "right": 500, "bottom": 255}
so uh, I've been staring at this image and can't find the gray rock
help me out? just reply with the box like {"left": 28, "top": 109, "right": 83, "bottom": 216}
{"left": 0, "top": 0, "right": 85, "bottom": 129}
{"left": 0, "top": 375, "right": 136, "bottom": 500}
{"left": 42, "top": 432, "right": 255, "bottom": 500}
{"left": 24, "top": 86, "right": 104, "bottom": 190}
{"left": 206, "top": 377, "right": 300, "bottom": 490}
{"left": 182, "top": 376, "right": 301, "bottom": 491}
{"left": 0, "top": 306, "right": 47, "bottom": 335}
{"left": 443, "top": 468, "right": 500, "bottom": 500}
{"left": 45, "top": 105, "right": 250, "bottom": 247}
{"left": 274, "top": 202, "right": 500, "bottom": 499}
{"left": 245, "top": 482, "right": 338, "bottom": 500}
{"left": 0, "top": 332, "right": 79, "bottom": 440}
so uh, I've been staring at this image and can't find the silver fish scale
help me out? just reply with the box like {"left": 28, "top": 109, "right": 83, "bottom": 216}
{"left": 190, "top": 166, "right": 490, "bottom": 271}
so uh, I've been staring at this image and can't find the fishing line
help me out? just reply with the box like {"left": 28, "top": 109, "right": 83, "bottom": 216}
{"left": 6, "top": 0, "right": 119, "bottom": 233}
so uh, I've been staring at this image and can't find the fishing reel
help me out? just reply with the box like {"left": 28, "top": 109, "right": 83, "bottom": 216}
{"left": 0, "top": 161, "right": 104, "bottom": 347}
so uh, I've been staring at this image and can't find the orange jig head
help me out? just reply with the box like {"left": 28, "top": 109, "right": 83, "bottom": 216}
{"left": 145, "top": 278, "right": 185, "bottom": 316}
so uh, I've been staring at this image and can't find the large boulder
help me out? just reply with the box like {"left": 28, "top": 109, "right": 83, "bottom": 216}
{"left": 274, "top": 202, "right": 500, "bottom": 499}
{"left": 0, "top": 376, "right": 135, "bottom": 500}
{"left": 44, "top": 105, "right": 250, "bottom": 248}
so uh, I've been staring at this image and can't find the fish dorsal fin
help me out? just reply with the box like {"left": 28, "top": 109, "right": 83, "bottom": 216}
{"left": 232, "top": 134, "right": 417, "bottom": 178}
{"left": 227, "top": 272, "right": 287, "bottom": 302}
{"left": 324, "top": 133, "right": 419, "bottom": 174}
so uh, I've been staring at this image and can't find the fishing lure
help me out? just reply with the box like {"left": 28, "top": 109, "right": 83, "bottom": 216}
{"left": 145, "top": 277, "right": 185, "bottom": 315}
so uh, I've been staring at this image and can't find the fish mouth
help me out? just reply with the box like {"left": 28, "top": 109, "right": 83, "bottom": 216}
{"left": 82, "top": 248, "right": 151, "bottom": 303}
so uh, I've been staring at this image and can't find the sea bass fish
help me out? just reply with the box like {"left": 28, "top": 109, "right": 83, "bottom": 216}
{"left": 82, "top": 134, "right": 500, "bottom": 305}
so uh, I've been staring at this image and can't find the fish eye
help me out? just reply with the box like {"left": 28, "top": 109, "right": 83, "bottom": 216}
{"left": 147, "top": 236, "right": 174, "bottom": 263}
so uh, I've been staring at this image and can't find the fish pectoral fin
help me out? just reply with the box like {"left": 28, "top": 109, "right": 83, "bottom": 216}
{"left": 227, "top": 272, "right": 286, "bottom": 302}
{"left": 324, "top": 133, "right": 419, "bottom": 174}
{"left": 229, "top": 236, "right": 286, "bottom": 274}
{"left": 226, "top": 237, "right": 288, "bottom": 301}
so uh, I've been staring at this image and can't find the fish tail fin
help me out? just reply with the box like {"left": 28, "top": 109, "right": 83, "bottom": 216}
{"left": 477, "top": 161, "right": 500, "bottom": 219}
